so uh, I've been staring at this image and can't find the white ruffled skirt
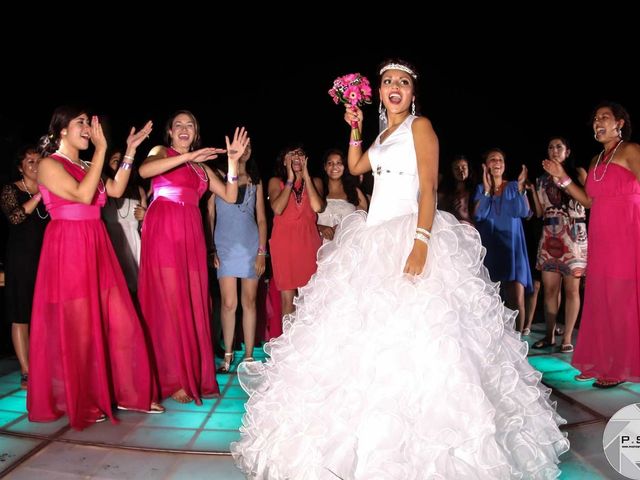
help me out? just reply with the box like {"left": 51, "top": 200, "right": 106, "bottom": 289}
{"left": 231, "top": 210, "right": 569, "bottom": 479}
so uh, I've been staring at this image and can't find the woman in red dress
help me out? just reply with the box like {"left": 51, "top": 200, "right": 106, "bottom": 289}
{"left": 268, "top": 145, "right": 324, "bottom": 321}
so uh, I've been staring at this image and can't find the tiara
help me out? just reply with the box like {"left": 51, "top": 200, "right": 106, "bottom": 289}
{"left": 379, "top": 63, "right": 417, "bottom": 79}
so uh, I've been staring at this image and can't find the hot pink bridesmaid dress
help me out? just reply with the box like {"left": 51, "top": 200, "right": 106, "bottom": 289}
{"left": 28, "top": 154, "right": 157, "bottom": 430}
{"left": 138, "top": 148, "right": 219, "bottom": 403}
{"left": 572, "top": 162, "right": 640, "bottom": 381}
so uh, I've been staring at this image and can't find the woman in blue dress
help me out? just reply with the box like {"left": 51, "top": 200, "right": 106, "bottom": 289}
{"left": 474, "top": 148, "right": 532, "bottom": 333}
{"left": 210, "top": 141, "right": 267, "bottom": 372}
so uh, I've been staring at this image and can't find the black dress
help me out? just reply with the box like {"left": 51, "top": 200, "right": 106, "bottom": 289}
{"left": 1, "top": 183, "right": 48, "bottom": 324}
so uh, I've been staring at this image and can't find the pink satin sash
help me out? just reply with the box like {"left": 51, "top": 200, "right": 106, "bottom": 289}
{"left": 153, "top": 186, "right": 199, "bottom": 206}
{"left": 50, "top": 204, "right": 101, "bottom": 220}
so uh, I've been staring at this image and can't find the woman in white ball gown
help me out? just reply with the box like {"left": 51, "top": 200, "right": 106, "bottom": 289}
{"left": 232, "top": 59, "right": 569, "bottom": 479}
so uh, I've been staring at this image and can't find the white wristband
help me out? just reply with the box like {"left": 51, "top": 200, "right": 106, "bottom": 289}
{"left": 415, "top": 232, "right": 430, "bottom": 245}
{"left": 416, "top": 227, "right": 431, "bottom": 238}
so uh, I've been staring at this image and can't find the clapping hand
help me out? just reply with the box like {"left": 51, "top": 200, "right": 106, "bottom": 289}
{"left": 300, "top": 155, "right": 311, "bottom": 180}
{"left": 517, "top": 164, "right": 528, "bottom": 191}
{"left": 542, "top": 158, "right": 566, "bottom": 180}
{"left": 127, "top": 121, "right": 153, "bottom": 150}
{"left": 89, "top": 116, "right": 107, "bottom": 151}
{"left": 285, "top": 156, "right": 294, "bottom": 181}
{"left": 481, "top": 164, "right": 492, "bottom": 194}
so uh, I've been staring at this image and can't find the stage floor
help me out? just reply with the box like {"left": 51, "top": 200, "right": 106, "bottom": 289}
{"left": 0, "top": 327, "right": 633, "bottom": 479}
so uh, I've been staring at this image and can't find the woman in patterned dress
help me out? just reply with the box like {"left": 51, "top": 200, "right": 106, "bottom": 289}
{"left": 531, "top": 137, "right": 587, "bottom": 353}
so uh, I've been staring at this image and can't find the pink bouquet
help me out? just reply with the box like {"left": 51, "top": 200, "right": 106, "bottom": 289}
{"left": 328, "top": 73, "right": 372, "bottom": 140}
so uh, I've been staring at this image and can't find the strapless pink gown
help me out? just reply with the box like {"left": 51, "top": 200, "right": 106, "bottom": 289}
{"left": 572, "top": 163, "right": 640, "bottom": 381}
{"left": 28, "top": 155, "right": 158, "bottom": 430}
{"left": 138, "top": 150, "right": 219, "bottom": 403}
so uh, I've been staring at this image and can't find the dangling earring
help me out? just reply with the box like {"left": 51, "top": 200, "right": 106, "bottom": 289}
{"left": 411, "top": 99, "right": 416, "bottom": 116}
{"left": 378, "top": 101, "right": 386, "bottom": 120}
{"left": 617, "top": 126, "right": 623, "bottom": 138}
{"left": 378, "top": 101, "right": 388, "bottom": 133}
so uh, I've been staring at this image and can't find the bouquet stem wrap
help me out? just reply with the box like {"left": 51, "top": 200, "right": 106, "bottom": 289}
{"left": 329, "top": 73, "right": 372, "bottom": 143}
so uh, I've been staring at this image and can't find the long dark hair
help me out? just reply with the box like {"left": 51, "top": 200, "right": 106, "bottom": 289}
{"left": 547, "top": 136, "right": 580, "bottom": 180}
{"left": 321, "top": 148, "right": 359, "bottom": 206}
{"left": 542, "top": 136, "right": 581, "bottom": 208}
{"left": 38, "top": 105, "right": 89, "bottom": 156}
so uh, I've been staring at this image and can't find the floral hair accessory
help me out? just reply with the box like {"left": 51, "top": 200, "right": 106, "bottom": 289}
{"left": 329, "top": 73, "right": 372, "bottom": 141}
{"left": 379, "top": 63, "right": 417, "bottom": 79}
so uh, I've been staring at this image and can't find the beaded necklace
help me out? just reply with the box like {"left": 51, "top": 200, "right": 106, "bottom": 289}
{"left": 55, "top": 150, "right": 106, "bottom": 193}
{"left": 188, "top": 162, "right": 208, "bottom": 182}
{"left": 110, "top": 197, "right": 132, "bottom": 219}
{"left": 292, "top": 180, "right": 305, "bottom": 206}
{"left": 20, "top": 179, "right": 49, "bottom": 219}
{"left": 593, "top": 140, "right": 623, "bottom": 182}
{"left": 170, "top": 146, "right": 208, "bottom": 183}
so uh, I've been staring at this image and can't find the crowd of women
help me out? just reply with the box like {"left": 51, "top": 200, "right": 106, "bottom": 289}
{"left": 0, "top": 89, "right": 637, "bottom": 456}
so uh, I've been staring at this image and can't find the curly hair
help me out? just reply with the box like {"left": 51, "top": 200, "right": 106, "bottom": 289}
{"left": 592, "top": 101, "right": 632, "bottom": 141}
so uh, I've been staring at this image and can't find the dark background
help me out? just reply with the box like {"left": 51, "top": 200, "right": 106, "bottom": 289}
{"left": 0, "top": 33, "right": 637, "bottom": 256}
{"left": 2, "top": 39, "right": 637, "bottom": 183}
{"left": 0, "top": 19, "right": 636, "bottom": 348}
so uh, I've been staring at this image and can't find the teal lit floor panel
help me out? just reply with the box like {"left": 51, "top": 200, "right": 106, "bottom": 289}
{"left": 0, "top": 341, "right": 636, "bottom": 478}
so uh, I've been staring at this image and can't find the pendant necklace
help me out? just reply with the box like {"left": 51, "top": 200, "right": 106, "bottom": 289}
{"left": 55, "top": 150, "right": 106, "bottom": 193}
{"left": 21, "top": 179, "right": 49, "bottom": 219}
{"left": 593, "top": 140, "right": 623, "bottom": 182}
